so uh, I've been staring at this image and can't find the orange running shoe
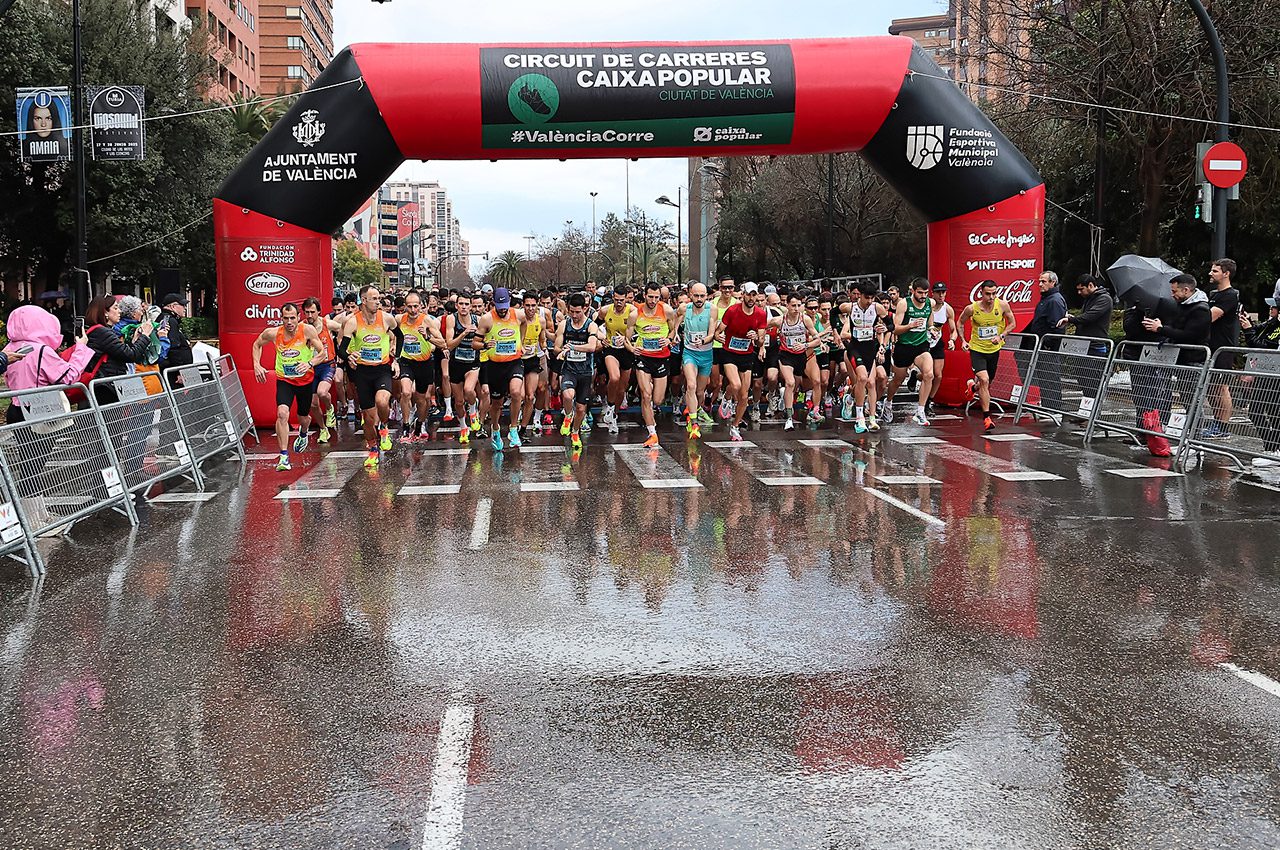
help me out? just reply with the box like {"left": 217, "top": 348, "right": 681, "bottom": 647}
{"left": 643, "top": 433, "right": 660, "bottom": 448}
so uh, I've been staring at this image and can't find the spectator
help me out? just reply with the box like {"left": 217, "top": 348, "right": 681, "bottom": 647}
{"left": 85, "top": 295, "right": 158, "bottom": 402}
{"left": 1026, "top": 271, "right": 1068, "bottom": 410}
{"left": 1239, "top": 298, "right": 1280, "bottom": 467}
{"left": 1198, "top": 258, "right": 1242, "bottom": 438}
{"left": 1059, "top": 274, "right": 1114, "bottom": 351}
{"left": 1142, "top": 274, "right": 1211, "bottom": 357}
{"left": 157, "top": 292, "right": 193, "bottom": 384}
{"left": 1121, "top": 286, "right": 1185, "bottom": 458}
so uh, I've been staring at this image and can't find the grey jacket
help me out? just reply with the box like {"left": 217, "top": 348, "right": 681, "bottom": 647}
{"left": 1067, "top": 290, "right": 1114, "bottom": 340}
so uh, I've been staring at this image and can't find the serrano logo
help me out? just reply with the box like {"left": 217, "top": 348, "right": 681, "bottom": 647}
{"left": 245, "top": 271, "right": 290, "bottom": 296}
{"left": 498, "top": 328, "right": 516, "bottom": 339}
{"left": 240, "top": 246, "right": 258, "bottom": 262}
{"left": 906, "top": 125, "right": 945, "bottom": 170}
{"left": 969, "top": 279, "right": 1035, "bottom": 304}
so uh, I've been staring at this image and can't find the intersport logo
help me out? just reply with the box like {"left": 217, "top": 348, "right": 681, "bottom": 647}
{"left": 969, "top": 279, "right": 1035, "bottom": 305}
{"left": 245, "top": 271, "right": 290, "bottom": 296}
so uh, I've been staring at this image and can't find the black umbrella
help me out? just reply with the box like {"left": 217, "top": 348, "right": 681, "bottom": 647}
{"left": 37, "top": 289, "right": 69, "bottom": 301}
{"left": 1106, "top": 255, "right": 1182, "bottom": 305}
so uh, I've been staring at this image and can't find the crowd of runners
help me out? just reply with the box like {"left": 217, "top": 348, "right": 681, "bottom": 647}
{"left": 255, "top": 275, "right": 1019, "bottom": 471}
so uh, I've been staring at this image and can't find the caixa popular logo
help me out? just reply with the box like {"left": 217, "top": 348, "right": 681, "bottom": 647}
{"left": 245, "top": 271, "right": 290, "bottom": 296}
{"left": 969, "top": 279, "right": 1035, "bottom": 304}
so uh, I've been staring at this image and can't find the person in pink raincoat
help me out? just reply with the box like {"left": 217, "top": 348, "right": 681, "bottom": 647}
{"left": 3, "top": 304, "right": 92, "bottom": 425}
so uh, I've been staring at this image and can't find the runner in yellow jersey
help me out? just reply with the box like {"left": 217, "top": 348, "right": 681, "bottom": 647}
{"left": 959, "top": 279, "right": 1018, "bottom": 432}
{"left": 397, "top": 291, "right": 447, "bottom": 442}
{"left": 626, "top": 282, "right": 677, "bottom": 447}
{"left": 710, "top": 274, "right": 740, "bottom": 421}
{"left": 338, "top": 285, "right": 402, "bottom": 469}
{"left": 595, "top": 285, "right": 636, "bottom": 434}
{"left": 251, "top": 302, "right": 326, "bottom": 470}
{"left": 517, "top": 290, "right": 550, "bottom": 440}
{"left": 475, "top": 287, "right": 528, "bottom": 452}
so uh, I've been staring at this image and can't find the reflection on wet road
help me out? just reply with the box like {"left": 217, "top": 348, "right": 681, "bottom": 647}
{"left": 0, "top": 417, "right": 1277, "bottom": 849}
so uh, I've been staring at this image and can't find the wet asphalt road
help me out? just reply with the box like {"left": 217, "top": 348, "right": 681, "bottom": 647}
{"left": 0, "top": 411, "right": 1278, "bottom": 850}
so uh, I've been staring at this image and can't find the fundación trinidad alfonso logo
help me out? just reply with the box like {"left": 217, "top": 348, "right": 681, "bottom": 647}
{"left": 292, "top": 109, "right": 325, "bottom": 147}
{"left": 239, "top": 246, "right": 258, "bottom": 262}
{"left": 906, "top": 125, "right": 945, "bottom": 170}
{"left": 507, "top": 74, "right": 559, "bottom": 125}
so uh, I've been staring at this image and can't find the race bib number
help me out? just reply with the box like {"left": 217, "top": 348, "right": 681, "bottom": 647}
{"left": 454, "top": 346, "right": 476, "bottom": 362}
{"left": 642, "top": 336, "right": 665, "bottom": 352}
{"left": 784, "top": 333, "right": 807, "bottom": 350}
{"left": 359, "top": 346, "right": 383, "bottom": 362}
{"left": 856, "top": 327, "right": 874, "bottom": 342}
{"left": 727, "top": 336, "right": 751, "bottom": 353}
{"left": 566, "top": 348, "right": 587, "bottom": 362}
{"left": 611, "top": 334, "right": 625, "bottom": 348}
{"left": 928, "top": 327, "right": 942, "bottom": 346}
{"left": 282, "top": 362, "right": 303, "bottom": 378}
{"left": 688, "top": 333, "right": 705, "bottom": 347}
{"left": 977, "top": 326, "right": 999, "bottom": 341}
{"left": 495, "top": 340, "right": 518, "bottom": 356}
{"left": 403, "top": 337, "right": 422, "bottom": 356}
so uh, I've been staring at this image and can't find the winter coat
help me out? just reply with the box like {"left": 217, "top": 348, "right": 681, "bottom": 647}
{"left": 2, "top": 305, "right": 95, "bottom": 405}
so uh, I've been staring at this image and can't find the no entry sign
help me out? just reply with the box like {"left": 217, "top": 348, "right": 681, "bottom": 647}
{"left": 1202, "top": 141, "right": 1248, "bottom": 189}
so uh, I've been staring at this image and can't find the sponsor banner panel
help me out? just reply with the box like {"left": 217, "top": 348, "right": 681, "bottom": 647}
{"left": 88, "top": 85, "right": 146, "bottom": 161}
{"left": 217, "top": 238, "right": 324, "bottom": 335}
{"left": 946, "top": 219, "right": 1043, "bottom": 320}
{"left": 16, "top": 86, "right": 72, "bottom": 162}
{"left": 480, "top": 45, "right": 795, "bottom": 150}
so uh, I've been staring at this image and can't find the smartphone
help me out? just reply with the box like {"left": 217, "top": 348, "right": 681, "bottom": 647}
{"left": 74, "top": 317, "right": 86, "bottom": 337}
{"left": 13, "top": 345, "right": 33, "bottom": 356}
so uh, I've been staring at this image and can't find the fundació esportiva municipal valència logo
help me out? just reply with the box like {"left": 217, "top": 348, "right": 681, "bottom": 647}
{"left": 507, "top": 74, "right": 560, "bottom": 125}
{"left": 906, "top": 125, "right": 945, "bottom": 170}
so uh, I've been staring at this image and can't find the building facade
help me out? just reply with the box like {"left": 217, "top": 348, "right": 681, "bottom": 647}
{"left": 185, "top": 0, "right": 261, "bottom": 101}
{"left": 890, "top": 1, "right": 1031, "bottom": 98}
{"left": 888, "top": 13, "right": 955, "bottom": 78}
{"left": 258, "top": 0, "right": 334, "bottom": 95}
{"left": 376, "top": 180, "right": 469, "bottom": 289}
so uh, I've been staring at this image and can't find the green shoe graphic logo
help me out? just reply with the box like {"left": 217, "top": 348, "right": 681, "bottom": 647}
{"left": 508, "top": 74, "right": 559, "bottom": 125}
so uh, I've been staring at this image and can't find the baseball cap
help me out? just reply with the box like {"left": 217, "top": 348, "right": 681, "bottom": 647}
{"left": 741, "top": 282, "right": 759, "bottom": 294}
{"left": 931, "top": 282, "right": 948, "bottom": 292}
{"left": 493, "top": 287, "right": 511, "bottom": 309}
{"left": 161, "top": 293, "right": 188, "bottom": 306}
{"left": 763, "top": 284, "right": 778, "bottom": 295}
{"left": 1266, "top": 297, "right": 1277, "bottom": 308}
{"left": 481, "top": 283, "right": 494, "bottom": 294}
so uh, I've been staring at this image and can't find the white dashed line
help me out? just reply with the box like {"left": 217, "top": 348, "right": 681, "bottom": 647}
{"left": 861, "top": 487, "right": 946, "bottom": 529}
{"left": 468, "top": 498, "right": 492, "bottom": 550}
{"left": 1218, "top": 662, "right": 1280, "bottom": 700}
{"left": 1105, "top": 468, "right": 1183, "bottom": 479}
{"left": 420, "top": 703, "right": 477, "bottom": 850}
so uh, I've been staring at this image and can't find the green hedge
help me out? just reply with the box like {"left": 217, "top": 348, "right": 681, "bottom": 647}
{"left": 182, "top": 316, "right": 217, "bottom": 341}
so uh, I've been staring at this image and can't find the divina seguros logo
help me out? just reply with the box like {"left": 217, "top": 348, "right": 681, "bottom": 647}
{"left": 245, "top": 271, "right": 290, "bottom": 296}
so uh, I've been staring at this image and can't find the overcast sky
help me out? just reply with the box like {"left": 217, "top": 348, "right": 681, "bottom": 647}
{"left": 331, "top": 0, "right": 946, "bottom": 274}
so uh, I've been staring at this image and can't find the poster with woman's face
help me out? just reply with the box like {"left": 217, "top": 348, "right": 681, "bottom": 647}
{"left": 16, "top": 87, "right": 72, "bottom": 161}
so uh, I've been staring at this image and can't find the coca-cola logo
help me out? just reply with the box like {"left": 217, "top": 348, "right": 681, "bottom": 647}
{"left": 245, "top": 271, "right": 290, "bottom": 296}
{"left": 969, "top": 279, "right": 1035, "bottom": 304}
{"left": 967, "top": 230, "right": 1038, "bottom": 249}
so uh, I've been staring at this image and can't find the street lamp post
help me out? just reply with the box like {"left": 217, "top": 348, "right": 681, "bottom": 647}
{"left": 589, "top": 192, "right": 598, "bottom": 248}
{"left": 1186, "top": 0, "right": 1230, "bottom": 258}
{"left": 656, "top": 190, "right": 682, "bottom": 284}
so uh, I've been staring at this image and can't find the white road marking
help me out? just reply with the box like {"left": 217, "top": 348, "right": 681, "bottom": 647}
{"left": 245, "top": 453, "right": 281, "bottom": 461}
{"left": 513, "top": 445, "right": 564, "bottom": 454}
{"left": 799, "top": 439, "right": 854, "bottom": 448}
{"left": 862, "top": 487, "right": 946, "bottom": 529}
{"left": 703, "top": 440, "right": 757, "bottom": 449}
{"left": 638, "top": 478, "right": 702, "bottom": 489}
{"left": 275, "top": 489, "right": 341, "bottom": 499}
{"left": 468, "top": 498, "right": 492, "bottom": 550}
{"left": 983, "top": 433, "right": 1041, "bottom": 442}
{"left": 993, "top": 471, "right": 1065, "bottom": 482}
{"left": 1218, "top": 662, "right": 1280, "bottom": 700}
{"left": 400, "top": 485, "right": 463, "bottom": 496}
{"left": 520, "top": 481, "right": 579, "bottom": 492}
{"left": 417, "top": 449, "right": 471, "bottom": 457}
{"left": 890, "top": 435, "right": 946, "bottom": 445}
{"left": 927, "top": 414, "right": 963, "bottom": 421}
{"left": 1105, "top": 468, "right": 1183, "bottom": 479}
{"left": 613, "top": 443, "right": 703, "bottom": 488}
{"left": 420, "top": 703, "right": 477, "bottom": 850}
{"left": 326, "top": 450, "right": 371, "bottom": 458}
{"left": 875, "top": 475, "right": 941, "bottom": 486}
{"left": 758, "top": 475, "right": 824, "bottom": 486}
{"left": 149, "top": 491, "right": 218, "bottom": 503}
{"left": 1242, "top": 480, "right": 1280, "bottom": 494}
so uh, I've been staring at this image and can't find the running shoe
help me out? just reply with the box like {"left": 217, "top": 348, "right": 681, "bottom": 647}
{"left": 508, "top": 427, "right": 522, "bottom": 448}
{"left": 571, "top": 432, "right": 583, "bottom": 450}
{"left": 469, "top": 414, "right": 481, "bottom": 433}
{"left": 748, "top": 405, "right": 761, "bottom": 425}
{"left": 317, "top": 426, "right": 330, "bottom": 444}
{"left": 912, "top": 409, "right": 930, "bottom": 426}
{"left": 543, "top": 412, "right": 555, "bottom": 428}
{"left": 867, "top": 417, "right": 880, "bottom": 432}
{"left": 643, "top": 433, "right": 659, "bottom": 448}
{"left": 325, "top": 408, "right": 336, "bottom": 428}
{"left": 783, "top": 417, "right": 795, "bottom": 432}
{"left": 807, "top": 410, "right": 823, "bottom": 425}
{"left": 364, "top": 449, "right": 379, "bottom": 470}
{"left": 491, "top": 433, "right": 504, "bottom": 452}
{"left": 854, "top": 420, "right": 867, "bottom": 435}
{"left": 697, "top": 408, "right": 713, "bottom": 426}
{"left": 379, "top": 430, "right": 393, "bottom": 452}
{"left": 983, "top": 416, "right": 995, "bottom": 432}
{"left": 532, "top": 420, "right": 544, "bottom": 437}
{"left": 293, "top": 433, "right": 309, "bottom": 453}
{"left": 443, "top": 412, "right": 456, "bottom": 424}
{"left": 1199, "top": 422, "right": 1230, "bottom": 439}
{"left": 275, "top": 455, "right": 291, "bottom": 471}
{"left": 459, "top": 427, "right": 470, "bottom": 445}
{"left": 581, "top": 414, "right": 593, "bottom": 433}
{"left": 882, "top": 403, "right": 894, "bottom": 424}
{"left": 608, "top": 418, "right": 619, "bottom": 435}
{"left": 728, "top": 425, "right": 743, "bottom": 442}
{"left": 688, "top": 422, "right": 701, "bottom": 440}
{"left": 560, "top": 418, "right": 572, "bottom": 437}
{"left": 924, "top": 400, "right": 935, "bottom": 417}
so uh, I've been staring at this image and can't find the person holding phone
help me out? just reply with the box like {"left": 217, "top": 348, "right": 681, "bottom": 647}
{"left": 2, "top": 304, "right": 91, "bottom": 417}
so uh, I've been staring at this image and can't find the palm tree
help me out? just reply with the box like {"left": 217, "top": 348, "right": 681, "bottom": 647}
{"left": 488, "top": 250, "right": 526, "bottom": 287}
{"left": 226, "top": 95, "right": 277, "bottom": 143}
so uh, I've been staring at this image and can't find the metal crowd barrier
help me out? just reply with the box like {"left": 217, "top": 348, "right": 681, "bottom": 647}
{"left": 1182, "top": 347, "right": 1280, "bottom": 471}
{"left": 1084, "top": 340, "right": 1212, "bottom": 464}
{"left": 966, "top": 332, "right": 1040, "bottom": 418}
{"left": 0, "top": 384, "right": 139, "bottom": 577}
{"left": 1016, "top": 334, "right": 1116, "bottom": 427}
{"left": 88, "top": 373, "right": 205, "bottom": 498}
{"left": 214, "top": 354, "right": 259, "bottom": 445}
{"left": 162, "top": 363, "right": 246, "bottom": 470}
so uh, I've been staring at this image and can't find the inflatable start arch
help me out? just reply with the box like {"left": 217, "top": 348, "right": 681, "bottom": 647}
{"left": 215, "top": 37, "right": 1045, "bottom": 423}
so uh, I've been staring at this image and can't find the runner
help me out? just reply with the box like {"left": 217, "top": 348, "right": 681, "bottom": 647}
{"left": 710, "top": 275, "right": 739, "bottom": 420}
{"left": 756, "top": 286, "right": 784, "bottom": 423}
{"left": 596, "top": 286, "right": 635, "bottom": 434}
{"left": 517, "top": 290, "right": 549, "bottom": 439}
{"left": 301, "top": 297, "right": 342, "bottom": 444}
{"left": 252, "top": 302, "right": 326, "bottom": 471}
{"left": 338, "top": 285, "right": 402, "bottom": 469}
{"left": 842, "top": 281, "right": 889, "bottom": 434}
{"left": 881, "top": 279, "right": 937, "bottom": 426}
{"left": 427, "top": 289, "right": 453, "bottom": 424}
{"left": 769, "top": 293, "right": 828, "bottom": 432}
{"left": 397, "top": 291, "right": 447, "bottom": 442}
{"left": 718, "top": 281, "right": 768, "bottom": 442}
{"left": 445, "top": 292, "right": 484, "bottom": 445}
{"left": 476, "top": 287, "right": 528, "bottom": 451}
{"left": 626, "top": 282, "right": 677, "bottom": 448}
{"left": 926, "top": 281, "right": 959, "bottom": 416}
{"left": 959, "top": 278, "right": 1017, "bottom": 432}
{"left": 672, "top": 282, "right": 718, "bottom": 440}
{"left": 553, "top": 293, "right": 600, "bottom": 450}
